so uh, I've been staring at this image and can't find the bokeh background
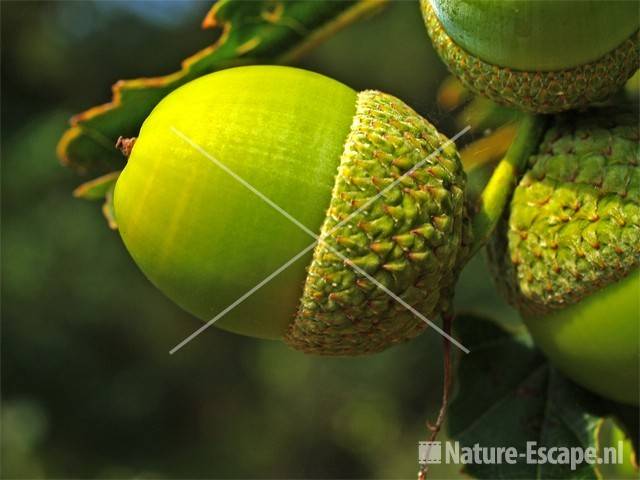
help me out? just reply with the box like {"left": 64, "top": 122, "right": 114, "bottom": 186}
{"left": 1, "top": 1, "right": 520, "bottom": 478}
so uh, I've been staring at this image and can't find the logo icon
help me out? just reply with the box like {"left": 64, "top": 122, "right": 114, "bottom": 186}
{"left": 418, "top": 441, "right": 442, "bottom": 465}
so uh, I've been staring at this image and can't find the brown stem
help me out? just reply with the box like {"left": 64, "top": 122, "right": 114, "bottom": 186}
{"left": 418, "top": 312, "right": 454, "bottom": 480}
{"left": 115, "top": 136, "right": 137, "bottom": 157}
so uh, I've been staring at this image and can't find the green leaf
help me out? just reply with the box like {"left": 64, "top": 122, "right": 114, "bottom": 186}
{"left": 602, "top": 401, "right": 640, "bottom": 461}
{"left": 73, "top": 171, "right": 120, "bottom": 201}
{"left": 448, "top": 314, "right": 638, "bottom": 479}
{"left": 57, "top": 0, "right": 387, "bottom": 175}
{"left": 73, "top": 171, "right": 120, "bottom": 230}
{"left": 102, "top": 180, "right": 118, "bottom": 230}
{"left": 73, "top": 172, "right": 120, "bottom": 229}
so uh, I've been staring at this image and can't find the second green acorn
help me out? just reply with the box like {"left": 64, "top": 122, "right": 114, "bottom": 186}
{"left": 421, "top": 0, "right": 640, "bottom": 113}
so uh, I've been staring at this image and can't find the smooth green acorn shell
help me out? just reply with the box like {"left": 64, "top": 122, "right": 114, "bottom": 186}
{"left": 421, "top": 0, "right": 640, "bottom": 113}
{"left": 488, "top": 107, "right": 640, "bottom": 404}
{"left": 524, "top": 270, "right": 639, "bottom": 406}
{"left": 115, "top": 66, "right": 468, "bottom": 356}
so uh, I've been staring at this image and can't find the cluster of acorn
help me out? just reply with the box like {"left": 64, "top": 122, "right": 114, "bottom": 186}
{"left": 113, "top": 1, "right": 638, "bottom": 405}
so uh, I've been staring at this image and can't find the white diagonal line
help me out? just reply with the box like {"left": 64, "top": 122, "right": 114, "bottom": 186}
{"left": 169, "top": 125, "right": 471, "bottom": 354}
{"left": 171, "top": 126, "right": 470, "bottom": 251}
{"left": 314, "top": 247, "right": 470, "bottom": 354}
{"left": 169, "top": 242, "right": 317, "bottom": 355}
{"left": 323, "top": 126, "right": 471, "bottom": 238}
{"left": 170, "top": 127, "right": 321, "bottom": 241}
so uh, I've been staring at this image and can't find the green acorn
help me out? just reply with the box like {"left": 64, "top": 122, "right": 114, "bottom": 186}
{"left": 114, "top": 65, "right": 470, "bottom": 356}
{"left": 421, "top": 0, "right": 640, "bottom": 113}
{"left": 488, "top": 106, "right": 640, "bottom": 405}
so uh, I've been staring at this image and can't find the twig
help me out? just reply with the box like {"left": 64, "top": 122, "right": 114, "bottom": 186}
{"left": 467, "top": 114, "right": 547, "bottom": 257}
{"left": 418, "top": 312, "right": 454, "bottom": 480}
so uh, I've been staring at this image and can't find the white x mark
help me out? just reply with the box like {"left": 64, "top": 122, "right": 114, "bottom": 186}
{"left": 169, "top": 125, "right": 471, "bottom": 355}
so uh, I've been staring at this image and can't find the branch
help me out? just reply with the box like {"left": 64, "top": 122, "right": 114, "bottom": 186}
{"left": 468, "top": 114, "right": 547, "bottom": 257}
{"left": 419, "top": 312, "right": 454, "bottom": 480}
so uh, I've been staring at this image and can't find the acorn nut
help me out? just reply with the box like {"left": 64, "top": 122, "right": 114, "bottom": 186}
{"left": 489, "top": 106, "right": 640, "bottom": 405}
{"left": 114, "top": 66, "right": 470, "bottom": 356}
{"left": 421, "top": 0, "right": 640, "bottom": 113}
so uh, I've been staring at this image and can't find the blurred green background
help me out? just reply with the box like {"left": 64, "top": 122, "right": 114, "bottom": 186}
{"left": 1, "top": 1, "right": 519, "bottom": 478}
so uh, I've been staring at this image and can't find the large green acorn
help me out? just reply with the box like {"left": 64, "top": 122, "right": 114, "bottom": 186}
{"left": 488, "top": 106, "right": 640, "bottom": 405}
{"left": 114, "top": 65, "right": 470, "bottom": 356}
{"left": 421, "top": 0, "right": 640, "bottom": 113}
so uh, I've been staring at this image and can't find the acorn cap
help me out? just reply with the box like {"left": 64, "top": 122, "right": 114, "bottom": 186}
{"left": 488, "top": 106, "right": 639, "bottom": 316}
{"left": 114, "top": 66, "right": 469, "bottom": 356}
{"left": 287, "top": 90, "right": 468, "bottom": 355}
{"left": 421, "top": 0, "right": 640, "bottom": 113}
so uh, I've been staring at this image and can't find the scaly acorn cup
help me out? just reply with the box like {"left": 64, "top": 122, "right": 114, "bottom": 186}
{"left": 420, "top": 0, "right": 640, "bottom": 113}
{"left": 114, "top": 65, "right": 471, "bottom": 356}
{"left": 488, "top": 106, "right": 640, "bottom": 405}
